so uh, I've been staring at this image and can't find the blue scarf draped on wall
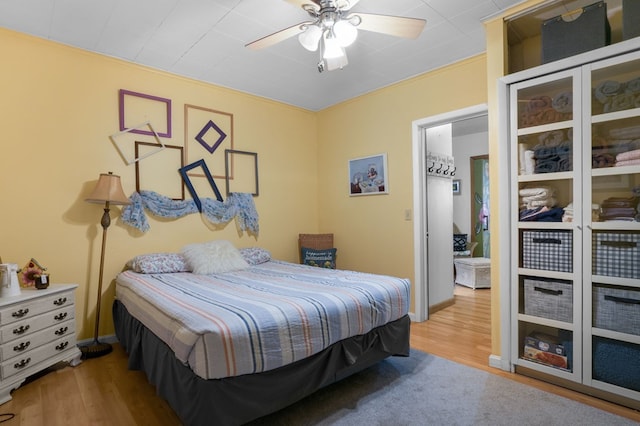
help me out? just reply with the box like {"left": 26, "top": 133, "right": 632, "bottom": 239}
{"left": 121, "top": 190, "right": 259, "bottom": 235}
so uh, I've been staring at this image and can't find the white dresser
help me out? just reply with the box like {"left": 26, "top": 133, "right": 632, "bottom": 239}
{"left": 0, "top": 284, "right": 82, "bottom": 403}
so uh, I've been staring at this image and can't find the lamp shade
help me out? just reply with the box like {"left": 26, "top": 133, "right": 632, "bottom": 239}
{"left": 85, "top": 172, "right": 130, "bottom": 205}
{"left": 333, "top": 20, "right": 358, "bottom": 47}
{"left": 298, "top": 24, "right": 322, "bottom": 51}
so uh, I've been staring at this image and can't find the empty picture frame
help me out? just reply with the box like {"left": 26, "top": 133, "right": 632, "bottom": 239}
{"left": 179, "top": 159, "right": 223, "bottom": 212}
{"left": 184, "top": 104, "right": 233, "bottom": 179}
{"left": 110, "top": 121, "right": 165, "bottom": 165}
{"left": 119, "top": 89, "right": 172, "bottom": 137}
{"left": 135, "top": 142, "right": 185, "bottom": 200}
{"left": 225, "top": 149, "right": 259, "bottom": 196}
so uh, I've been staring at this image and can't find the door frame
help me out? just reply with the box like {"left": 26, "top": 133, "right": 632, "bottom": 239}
{"left": 411, "top": 104, "right": 488, "bottom": 322}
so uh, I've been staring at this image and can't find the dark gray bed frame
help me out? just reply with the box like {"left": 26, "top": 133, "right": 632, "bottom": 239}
{"left": 113, "top": 300, "right": 410, "bottom": 426}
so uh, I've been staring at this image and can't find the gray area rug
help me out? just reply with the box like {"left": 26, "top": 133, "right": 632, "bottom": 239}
{"left": 249, "top": 349, "right": 637, "bottom": 425}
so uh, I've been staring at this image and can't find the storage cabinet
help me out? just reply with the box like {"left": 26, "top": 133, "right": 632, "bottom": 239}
{"left": 506, "top": 47, "right": 640, "bottom": 407}
{"left": 0, "top": 284, "right": 82, "bottom": 403}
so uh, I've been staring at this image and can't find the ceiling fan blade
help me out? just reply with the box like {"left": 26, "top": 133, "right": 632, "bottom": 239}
{"left": 354, "top": 13, "right": 426, "bottom": 39}
{"left": 284, "top": 0, "right": 320, "bottom": 10}
{"left": 245, "top": 22, "right": 311, "bottom": 50}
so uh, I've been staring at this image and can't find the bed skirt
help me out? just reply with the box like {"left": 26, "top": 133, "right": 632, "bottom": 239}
{"left": 113, "top": 300, "right": 410, "bottom": 426}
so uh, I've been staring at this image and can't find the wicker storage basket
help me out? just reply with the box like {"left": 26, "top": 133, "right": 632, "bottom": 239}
{"left": 593, "top": 284, "right": 640, "bottom": 336}
{"left": 524, "top": 278, "right": 573, "bottom": 322}
{"left": 298, "top": 234, "right": 334, "bottom": 263}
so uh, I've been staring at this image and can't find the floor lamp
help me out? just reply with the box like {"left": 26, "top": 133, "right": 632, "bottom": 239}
{"left": 81, "top": 172, "right": 130, "bottom": 359}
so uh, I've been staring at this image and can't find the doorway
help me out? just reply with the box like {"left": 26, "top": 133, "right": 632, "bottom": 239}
{"left": 470, "top": 155, "right": 490, "bottom": 258}
{"left": 411, "top": 104, "right": 488, "bottom": 322}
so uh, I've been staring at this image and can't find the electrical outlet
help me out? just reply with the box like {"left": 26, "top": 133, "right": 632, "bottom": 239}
{"left": 404, "top": 209, "right": 412, "bottom": 221}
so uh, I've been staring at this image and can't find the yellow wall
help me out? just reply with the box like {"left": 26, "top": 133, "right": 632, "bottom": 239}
{"left": 316, "top": 56, "right": 489, "bottom": 308}
{"left": 1, "top": 23, "right": 494, "bottom": 350}
{"left": 0, "top": 28, "right": 318, "bottom": 340}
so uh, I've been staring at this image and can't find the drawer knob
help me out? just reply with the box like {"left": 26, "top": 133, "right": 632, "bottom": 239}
{"left": 53, "top": 297, "right": 67, "bottom": 306}
{"left": 11, "top": 308, "right": 29, "bottom": 318}
{"left": 55, "top": 326, "right": 69, "bottom": 336}
{"left": 55, "top": 341, "right": 69, "bottom": 351}
{"left": 13, "top": 325, "right": 30, "bottom": 335}
{"left": 13, "top": 341, "right": 30, "bottom": 352}
{"left": 14, "top": 358, "right": 31, "bottom": 369}
{"left": 54, "top": 312, "right": 68, "bottom": 321}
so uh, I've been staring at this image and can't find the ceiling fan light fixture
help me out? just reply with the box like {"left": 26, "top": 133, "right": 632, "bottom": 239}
{"left": 322, "top": 32, "right": 344, "bottom": 59}
{"left": 333, "top": 19, "right": 357, "bottom": 47}
{"left": 298, "top": 24, "right": 322, "bottom": 51}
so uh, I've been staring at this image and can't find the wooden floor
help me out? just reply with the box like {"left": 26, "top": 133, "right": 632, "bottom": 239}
{"left": 0, "top": 286, "right": 638, "bottom": 425}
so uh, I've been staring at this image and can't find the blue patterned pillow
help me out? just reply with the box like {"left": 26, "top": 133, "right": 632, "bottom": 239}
{"left": 239, "top": 247, "right": 272, "bottom": 265}
{"left": 301, "top": 247, "right": 337, "bottom": 269}
{"left": 127, "top": 253, "right": 191, "bottom": 274}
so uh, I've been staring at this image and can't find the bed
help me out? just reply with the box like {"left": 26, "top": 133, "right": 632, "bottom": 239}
{"left": 113, "top": 244, "right": 411, "bottom": 425}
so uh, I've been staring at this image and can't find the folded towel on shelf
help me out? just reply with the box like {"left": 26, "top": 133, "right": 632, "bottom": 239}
{"left": 524, "top": 150, "right": 536, "bottom": 175}
{"left": 538, "top": 130, "right": 566, "bottom": 146}
{"left": 604, "top": 93, "right": 637, "bottom": 113}
{"left": 562, "top": 203, "right": 573, "bottom": 222}
{"left": 552, "top": 92, "right": 572, "bottom": 113}
{"left": 626, "top": 77, "right": 640, "bottom": 95}
{"left": 592, "top": 152, "right": 615, "bottom": 168}
{"left": 609, "top": 125, "right": 640, "bottom": 140}
{"left": 519, "top": 186, "right": 555, "bottom": 198}
{"left": 594, "top": 80, "right": 623, "bottom": 104}
{"left": 615, "top": 158, "right": 640, "bottom": 167}
{"left": 616, "top": 149, "right": 640, "bottom": 162}
{"left": 520, "top": 206, "right": 564, "bottom": 222}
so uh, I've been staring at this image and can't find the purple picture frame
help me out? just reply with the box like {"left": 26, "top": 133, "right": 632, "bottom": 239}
{"left": 119, "top": 89, "right": 172, "bottom": 138}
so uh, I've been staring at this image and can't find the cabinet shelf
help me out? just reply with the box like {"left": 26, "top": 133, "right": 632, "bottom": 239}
{"left": 592, "top": 275, "right": 640, "bottom": 289}
{"left": 516, "top": 358, "right": 575, "bottom": 379}
{"left": 590, "top": 222, "right": 640, "bottom": 231}
{"left": 518, "top": 171, "right": 573, "bottom": 182}
{"left": 516, "top": 120, "right": 574, "bottom": 136}
{"left": 518, "top": 222, "right": 574, "bottom": 230}
{"left": 591, "top": 107, "right": 640, "bottom": 124}
{"left": 592, "top": 165, "right": 640, "bottom": 177}
{"left": 592, "top": 328, "right": 640, "bottom": 345}
{"left": 518, "top": 314, "right": 574, "bottom": 330}
{"left": 518, "top": 268, "right": 574, "bottom": 281}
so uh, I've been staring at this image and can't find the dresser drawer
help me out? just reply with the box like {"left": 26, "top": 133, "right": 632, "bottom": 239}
{"left": 0, "top": 319, "right": 75, "bottom": 362}
{"left": 1, "top": 335, "right": 77, "bottom": 380}
{"left": 0, "top": 305, "right": 75, "bottom": 343}
{"left": 0, "top": 291, "right": 75, "bottom": 326}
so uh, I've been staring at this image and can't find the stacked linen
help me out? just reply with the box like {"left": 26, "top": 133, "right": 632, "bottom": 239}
{"left": 518, "top": 92, "right": 572, "bottom": 128}
{"left": 519, "top": 186, "right": 564, "bottom": 222}
{"left": 615, "top": 148, "right": 640, "bottom": 167}
{"left": 532, "top": 130, "right": 573, "bottom": 174}
{"left": 599, "top": 196, "right": 640, "bottom": 222}
{"left": 593, "top": 78, "right": 640, "bottom": 114}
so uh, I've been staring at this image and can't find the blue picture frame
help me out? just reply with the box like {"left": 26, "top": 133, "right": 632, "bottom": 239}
{"left": 179, "top": 159, "right": 223, "bottom": 212}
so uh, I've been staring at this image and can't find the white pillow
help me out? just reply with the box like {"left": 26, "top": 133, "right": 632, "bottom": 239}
{"left": 181, "top": 240, "right": 249, "bottom": 274}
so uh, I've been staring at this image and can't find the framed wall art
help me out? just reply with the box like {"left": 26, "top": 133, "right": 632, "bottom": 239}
{"left": 349, "top": 153, "right": 388, "bottom": 196}
{"left": 452, "top": 179, "right": 461, "bottom": 194}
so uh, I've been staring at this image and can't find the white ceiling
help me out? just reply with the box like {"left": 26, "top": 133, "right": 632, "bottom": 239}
{"left": 0, "top": 0, "right": 527, "bottom": 111}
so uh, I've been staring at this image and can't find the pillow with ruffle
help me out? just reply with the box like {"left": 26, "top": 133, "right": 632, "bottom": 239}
{"left": 181, "top": 240, "right": 249, "bottom": 274}
{"left": 239, "top": 247, "right": 272, "bottom": 265}
{"left": 126, "top": 253, "right": 191, "bottom": 274}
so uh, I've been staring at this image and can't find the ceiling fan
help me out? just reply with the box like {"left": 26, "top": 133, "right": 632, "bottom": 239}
{"left": 245, "top": 0, "right": 426, "bottom": 72}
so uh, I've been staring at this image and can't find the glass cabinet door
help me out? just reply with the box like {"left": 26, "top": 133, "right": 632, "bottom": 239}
{"left": 584, "top": 50, "right": 640, "bottom": 399}
{"left": 510, "top": 69, "right": 582, "bottom": 381}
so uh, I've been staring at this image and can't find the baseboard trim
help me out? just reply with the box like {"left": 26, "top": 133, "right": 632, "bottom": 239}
{"left": 489, "top": 354, "right": 511, "bottom": 371}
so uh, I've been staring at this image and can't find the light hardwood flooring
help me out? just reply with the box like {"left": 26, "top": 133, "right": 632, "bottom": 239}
{"left": 0, "top": 286, "right": 638, "bottom": 425}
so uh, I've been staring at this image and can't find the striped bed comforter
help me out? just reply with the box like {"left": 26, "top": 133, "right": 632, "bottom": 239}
{"left": 115, "top": 260, "right": 410, "bottom": 380}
